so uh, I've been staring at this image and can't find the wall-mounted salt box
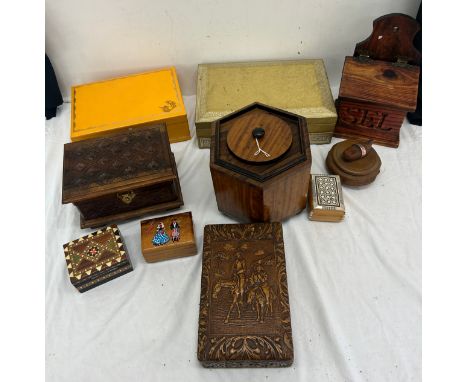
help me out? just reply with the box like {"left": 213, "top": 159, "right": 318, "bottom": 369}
{"left": 334, "top": 13, "right": 421, "bottom": 148}
{"left": 210, "top": 102, "right": 311, "bottom": 222}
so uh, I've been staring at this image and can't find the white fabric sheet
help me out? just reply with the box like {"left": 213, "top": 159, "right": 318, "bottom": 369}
{"left": 46, "top": 94, "right": 421, "bottom": 381}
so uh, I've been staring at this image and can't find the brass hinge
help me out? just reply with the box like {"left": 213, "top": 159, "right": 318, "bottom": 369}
{"left": 393, "top": 56, "right": 410, "bottom": 67}
{"left": 356, "top": 50, "right": 371, "bottom": 62}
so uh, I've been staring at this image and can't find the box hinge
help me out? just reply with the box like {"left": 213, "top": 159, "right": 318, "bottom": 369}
{"left": 393, "top": 56, "right": 410, "bottom": 67}
{"left": 356, "top": 50, "right": 371, "bottom": 62}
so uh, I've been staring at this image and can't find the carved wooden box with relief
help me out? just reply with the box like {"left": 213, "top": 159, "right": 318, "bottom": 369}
{"left": 334, "top": 14, "right": 421, "bottom": 147}
{"left": 63, "top": 225, "right": 133, "bottom": 292}
{"left": 198, "top": 223, "right": 294, "bottom": 368}
{"left": 62, "top": 124, "right": 183, "bottom": 229}
{"left": 210, "top": 102, "right": 312, "bottom": 223}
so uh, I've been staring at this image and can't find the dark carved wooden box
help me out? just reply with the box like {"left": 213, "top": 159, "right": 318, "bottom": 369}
{"left": 62, "top": 124, "right": 183, "bottom": 228}
{"left": 198, "top": 223, "right": 293, "bottom": 368}
{"left": 334, "top": 13, "right": 421, "bottom": 148}
{"left": 210, "top": 102, "right": 311, "bottom": 222}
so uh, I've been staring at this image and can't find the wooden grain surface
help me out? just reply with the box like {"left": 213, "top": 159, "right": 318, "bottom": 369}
{"left": 62, "top": 124, "right": 175, "bottom": 203}
{"left": 326, "top": 140, "right": 381, "bottom": 186}
{"left": 140, "top": 211, "right": 196, "bottom": 262}
{"left": 210, "top": 103, "right": 311, "bottom": 222}
{"left": 334, "top": 99, "right": 406, "bottom": 148}
{"left": 226, "top": 110, "right": 292, "bottom": 163}
{"left": 339, "top": 57, "right": 419, "bottom": 110}
{"left": 354, "top": 13, "right": 421, "bottom": 66}
{"left": 198, "top": 223, "right": 293, "bottom": 367}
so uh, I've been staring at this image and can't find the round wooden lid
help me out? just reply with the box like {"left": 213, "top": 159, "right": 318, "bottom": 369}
{"left": 327, "top": 140, "right": 381, "bottom": 185}
{"left": 226, "top": 111, "right": 293, "bottom": 163}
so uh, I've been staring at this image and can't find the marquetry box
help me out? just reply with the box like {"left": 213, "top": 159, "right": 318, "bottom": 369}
{"left": 334, "top": 14, "right": 421, "bottom": 148}
{"left": 140, "top": 211, "right": 197, "bottom": 263}
{"left": 62, "top": 124, "right": 184, "bottom": 229}
{"left": 308, "top": 174, "right": 345, "bottom": 222}
{"left": 70, "top": 67, "right": 190, "bottom": 143}
{"left": 210, "top": 102, "right": 312, "bottom": 223}
{"left": 63, "top": 225, "right": 133, "bottom": 293}
{"left": 198, "top": 222, "right": 293, "bottom": 367}
{"left": 196, "top": 60, "right": 337, "bottom": 148}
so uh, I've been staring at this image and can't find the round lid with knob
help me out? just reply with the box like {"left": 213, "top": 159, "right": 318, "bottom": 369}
{"left": 226, "top": 111, "right": 293, "bottom": 163}
{"left": 211, "top": 102, "right": 311, "bottom": 183}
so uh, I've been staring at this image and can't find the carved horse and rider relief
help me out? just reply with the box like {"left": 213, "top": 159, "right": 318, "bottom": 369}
{"left": 212, "top": 252, "right": 276, "bottom": 324}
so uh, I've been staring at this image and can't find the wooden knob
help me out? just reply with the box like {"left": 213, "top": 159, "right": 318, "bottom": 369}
{"left": 342, "top": 140, "right": 373, "bottom": 162}
{"left": 252, "top": 127, "right": 265, "bottom": 139}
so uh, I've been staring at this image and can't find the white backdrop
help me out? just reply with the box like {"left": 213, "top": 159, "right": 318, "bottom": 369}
{"left": 45, "top": 2, "right": 421, "bottom": 381}
{"left": 45, "top": 0, "right": 420, "bottom": 98}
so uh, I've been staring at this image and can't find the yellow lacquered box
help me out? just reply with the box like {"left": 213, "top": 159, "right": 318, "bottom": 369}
{"left": 70, "top": 67, "right": 190, "bottom": 143}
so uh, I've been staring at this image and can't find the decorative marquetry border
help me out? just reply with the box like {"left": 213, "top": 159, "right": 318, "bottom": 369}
{"left": 63, "top": 225, "right": 127, "bottom": 282}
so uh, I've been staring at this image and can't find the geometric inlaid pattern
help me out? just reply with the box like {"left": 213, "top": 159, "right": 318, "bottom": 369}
{"left": 63, "top": 225, "right": 128, "bottom": 282}
{"left": 315, "top": 175, "right": 340, "bottom": 207}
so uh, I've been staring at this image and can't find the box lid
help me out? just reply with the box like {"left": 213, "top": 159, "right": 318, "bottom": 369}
{"left": 196, "top": 60, "right": 336, "bottom": 127}
{"left": 62, "top": 125, "right": 176, "bottom": 204}
{"left": 71, "top": 67, "right": 187, "bottom": 141}
{"left": 63, "top": 225, "right": 131, "bottom": 288}
{"left": 140, "top": 211, "right": 196, "bottom": 257}
{"left": 309, "top": 174, "right": 345, "bottom": 215}
{"left": 210, "top": 103, "right": 311, "bottom": 183}
{"left": 339, "top": 57, "right": 419, "bottom": 110}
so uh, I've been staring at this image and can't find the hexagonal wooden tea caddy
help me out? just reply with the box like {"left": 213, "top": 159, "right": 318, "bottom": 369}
{"left": 210, "top": 102, "right": 311, "bottom": 222}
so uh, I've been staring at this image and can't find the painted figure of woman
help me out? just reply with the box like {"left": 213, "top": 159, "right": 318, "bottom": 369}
{"left": 152, "top": 222, "right": 170, "bottom": 246}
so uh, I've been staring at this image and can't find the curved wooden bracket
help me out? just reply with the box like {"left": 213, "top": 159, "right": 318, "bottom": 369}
{"left": 354, "top": 13, "right": 421, "bottom": 66}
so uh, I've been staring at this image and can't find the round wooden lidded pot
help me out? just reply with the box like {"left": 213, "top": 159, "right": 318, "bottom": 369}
{"left": 210, "top": 102, "right": 312, "bottom": 222}
{"left": 326, "top": 139, "right": 381, "bottom": 186}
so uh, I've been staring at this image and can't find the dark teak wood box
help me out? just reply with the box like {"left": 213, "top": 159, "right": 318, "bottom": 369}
{"left": 198, "top": 223, "right": 293, "bottom": 367}
{"left": 62, "top": 124, "right": 183, "bottom": 228}
{"left": 334, "top": 13, "right": 421, "bottom": 148}
{"left": 210, "top": 102, "right": 311, "bottom": 223}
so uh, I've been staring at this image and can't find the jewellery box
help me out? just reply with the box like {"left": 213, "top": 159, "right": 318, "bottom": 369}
{"left": 63, "top": 225, "right": 133, "bottom": 292}
{"left": 62, "top": 124, "right": 183, "bottom": 229}
{"left": 308, "top": 174, "right": 345, "bottom": 222}
{"left": 140, "top": 211, "right": 197, "bottom": 263}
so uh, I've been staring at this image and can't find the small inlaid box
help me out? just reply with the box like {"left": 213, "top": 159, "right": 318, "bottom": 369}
{"left": 140, "top": 211, "right": 197, "bottom": 263}
{"left": 308, "top": 174, "right": 345, "bottom": 222}
{"left": 63, "top": 225, "right": 133, "bottom": 293}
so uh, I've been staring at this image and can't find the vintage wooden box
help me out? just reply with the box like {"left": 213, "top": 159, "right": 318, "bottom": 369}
{"left": 63, "top": 225, "right": 133, "bottom": 292}
{"left": 308, "top": 174, "right": 345, "bottom": 222}
{"left": 196, "top": 60, "right": 337, "bottom": 148}
{"left": 334, "top": 13, "right": 421, "bottom": 148}
{"left": 198, "top": 222, "right": 293, "bottom": 367}
{"left": 210, "top": 102, "right": 312, "bottom": 222}
{"left": 140, "top": 211, "right": 197, "bottom": 263}
{"left": 326, "top": 139, "right": 381, "bottom": 186}
{"left": 62, "top": 125, "right": 184, "bottom": 229}
{"left": 70, "top": 67, "right": 190, "bottom": 143}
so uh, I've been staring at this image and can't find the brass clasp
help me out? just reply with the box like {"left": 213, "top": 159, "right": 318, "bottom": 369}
{"left": 117, "top": 190, "right": 136, "bottom": 204}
